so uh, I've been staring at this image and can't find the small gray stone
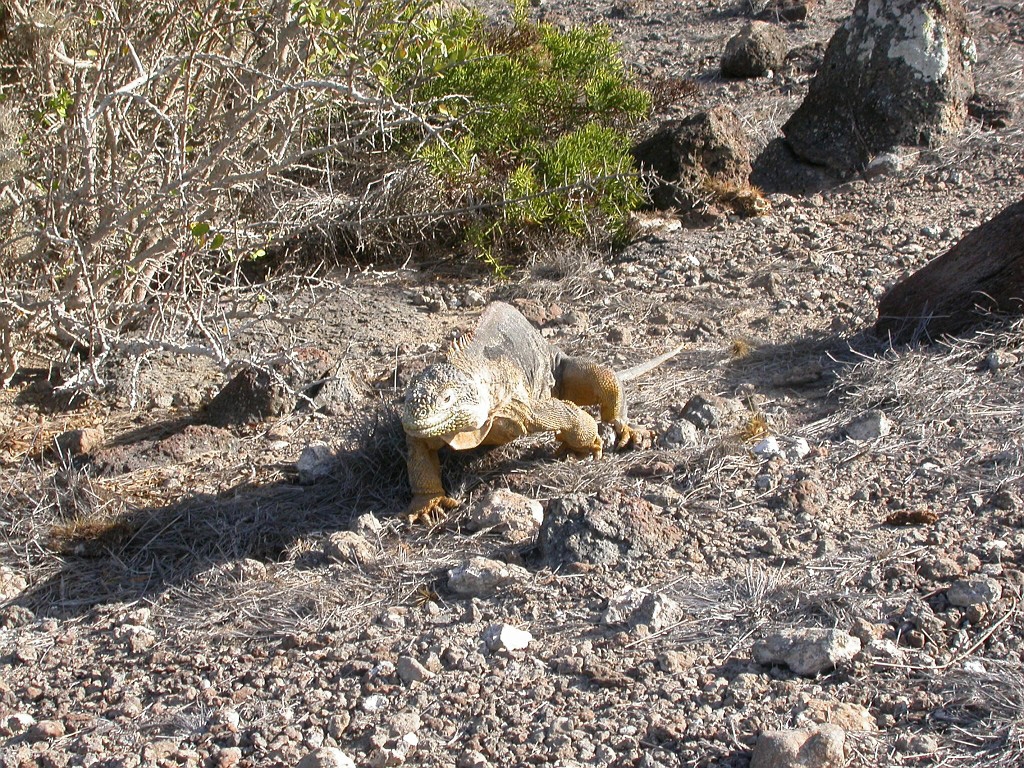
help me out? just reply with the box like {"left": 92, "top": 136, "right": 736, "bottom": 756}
{"left": 53, "top": 425, "right": 105, "bottom": 458}
{"left": 231, "top": 558, "right": 268, "bottom": 581}
{"left": 986, "top": 351, "right": 1019, "bottom": 371}
{"left": 483, "top": 623, "right": 533, "bottom": 652}
{"left": 632, "top": 593, "right": 683, "bottom": 632}
{"left": 296, "top": 747, "right": 358, "bottom": 768}
{"left": 908, "top": 734, "right": 939, "bottom": 754}
{"left": 632, "top": 108, "right": 752, "bottom": 212}
{"left": 387, "top": 711, "right": 422, "bottom": 740}
{"left": 604, "top": 588, "right": 683, "bottom": 632}
{"left": 297, "top": 443, "right": 336, "bottom": 484}
{"left": 603, "top": 587, "right": 650, "bottom": 626}
{"left": 753, "top": 628, "right": 861, "bottom": 676}
{"left": 361, "top": 694, "right": 388, "bottom": 713}
{"left": 118, "top": 624, "right": 157, "bottom": 653}
{"left": 845, "top": 410, "right": 892, "bottom": 441}
{"left": 947, "top": 577, "right": 1002, "bottom": 607}
{"left": 661, "top": 418, "right": 700, "bottom": 447}
{"left": 308, "top": 365, "right": 357, "bottom": 416}
{"left": 0, "top": 566, "right": 27, "bottom": 601}
{"left": 753, "top": 436, "right": 783, "bottom": 457}
{"left": 539, "top": 492, "right": 684, "bottom": 568}
{"left": 205, "top": 366, "right": 295, "bottom": 426}
{"left": 464, "top": 290, "right": 486, "bottom": 307}
{"left": 918, "top": 553, "right": 962, "bottom": 581}
{"left": 1, "top": 604, "right": 35, "bottom": 629}
{"left": 607, "top": 326, "right": 634, "bottom": 345}
{"left": 216, "top": 747, "right": 243, "bottom": 768}
{"left": 325, "top": 531, "right": 377, "bottom": 567}
{"left": 447, "top": 556, "right": 529, "bottom": 597}
{"left": 799, "top": 699, "right": 877, "bottom": 732}
{"left": 396, "top": 656, "right": 434, "bottom": 684}
{"left": 27, "top": 719, "right": 66, "bottom": 742}
{"left": 751, "top": 725, "right": 846, "bottom": 768}
{"left": 784, "top": 437, "right": 811, "bottom": 461}
{"left": 458, "top": 750, "right": 491, "bottom": 768}
{"left": 354, "top": 512, "right": 384, "bottom": 539}
{"left": 463, "top": 488, "right": 543, "bottom": 543}
{"left": 863, "top": 151, "right": 907, "bottom": 179}
{"left": 1, "top": 712, "right": 36, "bottom": 737}
{"left": 721, "top": 21, "right": 787, "bottom": 78}
{"left": 682, "top": 394, "right": 724, "bottom": 430}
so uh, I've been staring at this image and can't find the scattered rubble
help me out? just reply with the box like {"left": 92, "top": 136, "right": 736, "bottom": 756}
{"left": 2, "top": 2, "right": 1023, "bottom": 768}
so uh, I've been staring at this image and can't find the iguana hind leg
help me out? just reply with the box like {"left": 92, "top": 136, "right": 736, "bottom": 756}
{"left": 405, "top": 434, "right": 459, "bottom": 524}
{"left": 525, "top": 398, "right": 602, "bottom": 459}
{"left": 555, "top": 356, "right": 650, "bottom": 449}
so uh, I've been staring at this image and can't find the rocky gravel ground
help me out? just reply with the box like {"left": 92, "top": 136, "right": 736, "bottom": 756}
{"left": 2, "top": 1, "right": 1024, "bottom": 767}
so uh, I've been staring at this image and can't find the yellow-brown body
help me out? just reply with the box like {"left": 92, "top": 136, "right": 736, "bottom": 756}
{"left": 401, "top": 302, "right": 677, "bottom": 522}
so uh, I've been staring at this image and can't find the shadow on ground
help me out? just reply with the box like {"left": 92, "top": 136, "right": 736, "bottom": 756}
{"left": 13, "top": 401, "right": 534, "bottom": 619}
{"left": 14, "top": 327, "right": 888, "bottom": 619}
{"left": 14, "top": 405, "right": 417, "bottom": 618}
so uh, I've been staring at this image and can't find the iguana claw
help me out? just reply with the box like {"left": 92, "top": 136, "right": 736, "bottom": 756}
{"left": 614, "top": 421, "right": 655, "bottom": 451}
{"left": 407, "top": 494, "right": 460, "bottom": 525}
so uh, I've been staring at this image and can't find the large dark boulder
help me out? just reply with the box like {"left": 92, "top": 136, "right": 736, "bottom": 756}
{"left": 632, "top": 107, "right": 751, "bottom": 211}
{"left": 777, "top": 0, "right": 975, "bottom": 175}
{"left": 876, "top": 199, "right": 1024, "bottom": 341}
{"left": 721, "top": 21, "right": 788, "bottom": 78}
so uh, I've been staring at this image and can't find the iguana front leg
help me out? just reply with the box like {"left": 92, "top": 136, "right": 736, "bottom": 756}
{"left": 405, "top": 434, "right": 459, "bottom": 524}
{"left": 554, "top": 356, "right": 652, "bottom": 449}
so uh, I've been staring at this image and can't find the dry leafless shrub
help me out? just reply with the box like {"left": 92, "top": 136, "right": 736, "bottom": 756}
{"left": 0, "top": 0, "right": 653, "bottom": 394}
{"left": 0, "top": 0, "right": 464, "bottom": 391}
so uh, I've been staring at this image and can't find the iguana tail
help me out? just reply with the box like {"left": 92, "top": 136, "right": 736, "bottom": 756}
{"left": 617, "top": 342, "right": 684, "bottom": 382}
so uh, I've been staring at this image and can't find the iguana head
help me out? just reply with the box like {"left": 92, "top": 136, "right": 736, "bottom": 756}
{"left": 402, "top": 362, "right": 490, "bottom": 439}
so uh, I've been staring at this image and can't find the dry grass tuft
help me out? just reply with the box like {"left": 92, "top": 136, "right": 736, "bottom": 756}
{"left": 729, "top": 337, "right": 754, "bottom": 359}
{"left": 936, "top": 665, "right": 1024, "bottom": 768}
{"left": 836, "top": 318, "right": 1024, "bottom": 432}
{"left": 738, "top": 412, "right": 771, "bottom": 443}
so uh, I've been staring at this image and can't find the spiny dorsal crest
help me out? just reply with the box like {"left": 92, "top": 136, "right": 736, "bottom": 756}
{"left": 445, "top": 331, "right": 474, "bottom": 362}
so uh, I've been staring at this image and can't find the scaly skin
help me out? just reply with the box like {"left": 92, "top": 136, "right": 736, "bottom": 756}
{"left": 401, "top": 302, "right": 678, "bottom": 523}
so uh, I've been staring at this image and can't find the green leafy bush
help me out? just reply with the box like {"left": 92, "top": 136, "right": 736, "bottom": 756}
{"left": 295, "top": 0, "right": 651, "bottom": 264}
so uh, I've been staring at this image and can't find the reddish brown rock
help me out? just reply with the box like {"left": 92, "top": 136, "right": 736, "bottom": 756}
{"left": 876, "top": 199, "right": 1024, "bottom": 341}
{"left": 53, "top": 426, "right": 105, "bottom": 458}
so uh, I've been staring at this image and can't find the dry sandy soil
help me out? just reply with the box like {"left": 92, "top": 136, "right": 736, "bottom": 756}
{"left": 2, "top": 1, "right": 1024, "bottom": 767}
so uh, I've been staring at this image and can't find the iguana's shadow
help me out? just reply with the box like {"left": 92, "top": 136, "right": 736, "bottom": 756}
{"left": 12, "top": 402, "right": 544, "bottom": 619}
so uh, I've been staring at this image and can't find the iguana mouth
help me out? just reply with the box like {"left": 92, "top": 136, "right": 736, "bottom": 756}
{"left": 402, "top": 410, "right": 483, "bottom": 438}
{"left": 401, "top": 415, "right": 456, "bottom": 437}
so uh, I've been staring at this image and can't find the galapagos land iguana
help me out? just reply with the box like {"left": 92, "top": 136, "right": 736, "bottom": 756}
{"left": 401, "top": 302, "right": 682, "bottom": 522}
